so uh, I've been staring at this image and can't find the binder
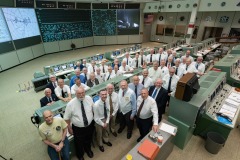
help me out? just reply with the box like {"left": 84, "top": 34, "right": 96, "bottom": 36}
{"left": 138, "top": 139, "right": 160, "bottom": 160}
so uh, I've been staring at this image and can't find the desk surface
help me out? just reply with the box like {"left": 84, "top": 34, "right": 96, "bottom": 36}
{"left": 195, "top": 43, "right": 221, "bottom": 57}
{"left": 54, "top": 68, "right": 74, "bottom": 77}
{"left": 121, "top": 120, "right": 176, "bottom": 160}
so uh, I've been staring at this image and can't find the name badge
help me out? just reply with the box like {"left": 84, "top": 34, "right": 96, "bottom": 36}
{"left": 125, "top": 97, "right": 130, "bottom": 101}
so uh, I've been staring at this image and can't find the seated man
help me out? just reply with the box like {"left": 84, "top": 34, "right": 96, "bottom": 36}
{"left": 39, "top": 110, "right": 69, "bottom": 160}
{"left": 46, "top": 75, "right": 58, "bottom": 94}
{"left": 139, "top": 50, "right": 147, "bottom": 67}
{"left": 95, "top": 68, "right": 105, "bottom": 83}
{"left": 113, "top": 65, "right": 123, "bottom": 76}
{"left": 122, "top": 52, "right": 133, "bottom": 67}
{"left": 88, "top": 60, "right": 98, "bottom": 73}
{"left": 80, "top": 59, "right": 90, "bottom": 70}
{"left": 74, "top": 61, "right": 81, "bottom": 70}
{"left": 192, "top": 56, "right": 205, "bottom": 75}
{"left": 70, "top": 69, "right": 81, "bottom": 88}
{"left": 112, "top": 58, "right": 121, "bottom": 69}
{"left": 119, "top": 60, "right": 134, "bottom": 74}
{"left": 99, "top": 60, "right": 108, "bottom": 74}
{"left": 131, "top": 53, "right": 141, "bottom": 68}
{"left": 146, "top": 49, "right": 156, "bottom": 65}
{"left": 87, "top": 72, "right": 100, "bottom": 87}
{"left": 40, "top": 88, "right": 59, "bottom": 107}
{"left": 80, "top": 67, "right": 89, "bottom": 84}
{"left": 159, "top": 60, "right": 169, "bottom": 78}
{"left": 174, "top": 58, "right": 185, "bottom": 78}
{"left": 55, "top": 79, "right": 72, "bottom": 102}
{"left": 105, "top": 66, "right": 116, "bottom": 81}
{"left": 71, "top": 77, "right": 90, "bottom": 94}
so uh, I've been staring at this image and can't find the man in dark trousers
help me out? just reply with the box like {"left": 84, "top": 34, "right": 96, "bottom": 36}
{"left": 40, "top": 88, "right": 58, "bottom": 107}
{"left": 46, "top": 75, "right": 58, "bottom": 94}
{"left": 149, "top": 78, "right": 168, "bottom": 122}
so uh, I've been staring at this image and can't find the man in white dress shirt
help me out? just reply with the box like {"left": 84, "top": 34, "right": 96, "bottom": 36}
{"left": 136, "top": 88, "right": 158, "bottom": 142}
{"left": 180, "top": 57, "right": 187, "bottom": 69}
{"left": 118, "top": 80, "right": 137, "bottom": 139}
{"left": 139, "top": 50, "right": 147, "bottom": 67}
{"left": 82, "top": 59, "right": 90, "bottom": 69}
{"left": 105, "top": 66, "right": 116, "bottom": 81}
{"left": 46, "top": 75, "right": 58, "bottom": 94}
{"left": 106, "top": 84, "right": 119, "bottom": 137}
{"left": 181, "top": 50, "right": 194, "bottom": 62}
{"left": 99, "top": 60, "right": 108, "bottom": 74}
{"left": 64, "top": 87, "right": 94, "bottom": 159}
{"left": 146, "top": 49, "right": 156, "bottom": 65}
{"left": 55, "top": 79, "right": 71, "bottom": 102}
{"left": 159, "top": 60, "right": 169, "bottom": 78}
{"left": 95, "top": 68, "right": 105, "bottom": 83}
{"left": 93, "top": 89, "right": 112, "bottom": 152}
{"left": 162, "top": 67, "right": 179, "bottom": 97}
{"left": 148, "top": 61, "right": 162, "bottom": 83}
{"left": 113, "top": 65, "right": 123, "bottom": 76}
{"left": 80, "top": 67, "right": 90, "bottom": 84}
{"left": 192, "top": 56, "right": 205, "bottom": 75}
{"left": 172, "top": 51, "right": 177, "bottom": 63}
{"left": 88, "top": 60, "right": 98, "bottom": 73}
{"left": 139, "top": 69, "right": 153, "bottom": 89}
{"left": 131, "top": 53, "right": 141, "bottom": 68}
{"left": 156, "top": 48, "right": 167, "bottom": 66}
{"left": 71, "top": 77, "right": 90, "bottom": 94}
{"left": 119, "top": 60, "right": 134, "bottom": 73}
{"left": 165, "top": 49, "right": 172, "bottom": 61}
{"left": 166, "top": 56, "right": 175, "bottom": 68}
{"left": 122, "top": 52, "right": 133, "bottom": 66}
{"left": 174, "top": 58, "right": 186, "bottom": 78}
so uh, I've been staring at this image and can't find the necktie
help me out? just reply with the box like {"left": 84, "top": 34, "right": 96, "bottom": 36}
{"left": 127, "top": 58, "right": 129, "bottom": 65}
{"left": 137, "top": 99, "right": 145, "bottom": 117}
{"left": 103, "top": 102, "right": 107, "bottom": 119}
{"left": 150, "top": 55, "right": 152, "bottom": 62}
{"left": 141, "top": 56, "right": 143, "bottom": 65}
{"left": 53, "top": 82, "right": 57, "bottom": 88}
{"left": 93, "top": 66, "right": 95, "bottom": 72}
{"left": 122, "top": 90, "right": 124, "bottom": 97}
{"left": 186, "top": 66, "right": 188, "bottom": 71}
{"left": 48, "top": 97, "right": 52, "bottom": 103}
{"left": 136, "top": 59, "right": 138, "bottom": 68}
{"left": 167, "top": 63, "right": 170, "bottom": 68}
{"left": 107, "top": 73, "right": 110, "bottom": 80}
{"left": 159, "top": 54, "right": 161, "bottom": 66}
{"left": 196, "top": 64, "right": 199, "bottom": 69}
{"left": 142, "top": 78, "right": 145, "bottom": 85}
{"left": 61, "top": 89, "right": 65, "bottom": 98}
{"left": 103, "top": 66, "right": 105, "bottom": 73}
{"left": 80, "top": 101, "right": 88, "bottom": 127}
{"left": 84, "top": 74, "right": 87, "bottom": 81}
{"left": 135, "top": 85, "right": 138, "bottom": 99}
{"left": 151, "top": 88, "right": 158, "bottom": 99}
{"left": 168, "top": 77, "right": 172, "bottom": 93}
{"left": 175, "top": 67, "right": 178, "bottom": 75}
{"left": 109, "top": 94, "right": 113, "bottom": 115}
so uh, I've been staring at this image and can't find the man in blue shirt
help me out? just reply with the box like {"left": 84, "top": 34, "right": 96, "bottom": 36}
{"left": 128, "top": 76, "right": 144, "bottom": 100}
{"left": 80, "top": 67, "right": 89, "bottom": 84}
{"left": 70, "top": 69, "right": 81, "bottom": 88}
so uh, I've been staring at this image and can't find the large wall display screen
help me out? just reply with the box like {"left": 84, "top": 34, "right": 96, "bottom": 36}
{"left": 117, "top": 9, "right": 140, "bottom": 35}
{"left": 36, "top": 9, "right": 92, "bottom": 42}
{"left": 0, "top": 9, "right": 15, "bottom": 54}
{"left": 2, "top": 8, "right": 42, "bottom": 49}
{"left": 92, "top": 10, "right": 116, "bottom": 36}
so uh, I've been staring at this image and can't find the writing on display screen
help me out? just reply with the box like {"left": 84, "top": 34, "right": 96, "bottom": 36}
{"left": 2, "top": 8, "right": 40, "bottom": 40}
{"left": 0, "top": 9, "right": 11, "bottom": 43}
{"left": 36, "top": 9, "right": 93, "bottom": 42}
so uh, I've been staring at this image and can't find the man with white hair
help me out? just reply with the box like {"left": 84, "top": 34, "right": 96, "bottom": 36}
{"left": 159, "top": 60, "right": 169, "bottom": 78}
{"left": 172, "top": 51, "right": 177, "bottom": 63}
{"left": 70, "top": 69, "right": 81, "bottom": 88}
{"left": 173, "top": 58, "right": 185, "bottom": 78}
{"left": 166, "top": 56, "right": 175, "bottom": 68}
{"left": 113, "top": 65, "right": 123, "bottom": 76}
{"left": 112, "top": 58, "right": 121, "bottom": 69}
{"left": 40, "top": 88, "right": 59, "bottom": 107}
{"left": 146, "top": 49, "right": 156, "bottom": 65}
{"left": 148, "top": 61, "right": 162, "bottom": 83}
{"left": 119, "top": 60, "right": 134, "bottom": 73}
{"left": 74, "top": 61, "right": 81, "bottom": 70}
{"left": 139, "top": 50, "right": 147, "bottom": 67}
{"left": 81, "top": 59, "right": 90, "bottom": 70}
{"left": 131, "top": 53, "right": 141, "bottom": 68}
{"left": 156, "top": 48, "right": 167, "bottom": 66}
{"left": 162, "top": 67, "right": 179, "bottom": 97}
{"left": 71, "top": 78, "right": 90, "bottom": 94}
{"left": 88, "top": 60, "right": 98, "bottom": 73}
{"left": 122, "top": 52, "right": 133, "bottom": 66}
{"left": 46, "top": 75, "right": 58, "bottom": 94}
{"left": 99, "top": 60, "right": 108, "bottom": 74}
{"left": 86, "top": 73, "right": 99, "bottom": 87}
{"left": 105, "top": 66, "right": 116, "bottom": 81}
{"left": 192, "top": 56, "right": 205, "bottom": 75}
{"left": 95, "top": 68, "right": 105, "bottom": 83}
{"left": 181, "top": 50, "right": 194, "bottom": 62}
{"left": 180, "top": 57, "right": 187, "bottom": 69}
{"left": 80, "top": 67, "right": 89, "bottom": 84}
{"left": 165, "top": 49, "right": 173, "bottom": 61}
{"left": 139, "top": 69, "right": 153, "bottom": 89}
{"left": 55, "top": 79, "right": 72, "bottom": 102}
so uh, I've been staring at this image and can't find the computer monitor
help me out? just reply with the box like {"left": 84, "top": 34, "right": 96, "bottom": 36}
{"left": 116, "top": 50, "right": 120, "bottom": 55}
{"left": 69, "top": 63, "right": 74, "bottom": 68}
{"left": 94, "top": 56, "right": 98, "bottom": 61}
{"left": 54, "top": 67, "right": 59, "bottom": 72}
{"left": 112, "top": 51, "right": 116, "bottom": 56}
{"left": 93, "top": 95, "right": 99, "bottom": 103}
{"left": 62, "top": 65, "right": 67, "bottom": 70}
{"left": 99, "top": 55, "right": 103, "bottom": 60}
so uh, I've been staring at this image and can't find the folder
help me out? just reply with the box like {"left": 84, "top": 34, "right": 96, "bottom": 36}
{"left": 138, "top": 139, "right": 160, "bottom": 160}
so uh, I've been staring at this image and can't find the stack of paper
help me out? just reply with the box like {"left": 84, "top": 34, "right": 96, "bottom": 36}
{"left": 123, "top": 74, "right": 133, "bottom": 77}
{"left": 159, "top": 123, "right": 177, "bottom": 136}
{"left": 219, "top": 104, "right": 238, "bottom": 119}
{"left": 228, "top": 92, "right": 240, "bottom": 103}
{"left": 225, "top": 98, "right": 240, "bottom": 107}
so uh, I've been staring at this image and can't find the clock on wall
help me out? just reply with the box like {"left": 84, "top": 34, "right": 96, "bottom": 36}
{"left": 219, "top": 16, "right": 229, "bottom": 23}
{"left": 221, "top": 2, "right": 226, "bottom": 7}
{"left": 186, "top": 4, "right": 189, "bottom": 8}
{"left": 148, "top": 6, "right": 151, "bottom": 9}
{"left": 208, "top": 3, "right": 211, "bottom": 7}
{"left": 180, "top": 16, "right": 185, "bottom": 21}
{"left": 169, "top": 5, "right": 172, "bottom": 8}
{"left": 159, "top": 16, "right": 164, "bottom": 21}
{"left": 177, "top": 4, "right": 181, "bottom": 8}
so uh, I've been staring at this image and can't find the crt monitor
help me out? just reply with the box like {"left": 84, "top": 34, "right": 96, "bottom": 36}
{"left": 62, "top": 65, "right": 67, "bottom": 70}
{"left": 112, "top": 51, "right": 116, "bottom": 56}
{"left": 116, "top": 50, "right": 120, "bottom": 55}
{"left": 94, "top": 56, "right": 98, "bottom": 61}
{"left": 69, "top": 63, "right": 74, "bottom": 68}
{"left": 54, "top": 67, "right": 59, "bottom": 72}
{"left": 93, "top": 95, "right": 99, "bottom": 103}
{"left": 99, "top": 55, "right": 103, "bottom": 60}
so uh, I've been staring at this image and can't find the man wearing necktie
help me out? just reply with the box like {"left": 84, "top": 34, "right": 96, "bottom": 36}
{"left": 100, "top": 60, "right": 107, "bottom": 74}
{"left": 146, "top": 49, "right": 155, "bottom": 65}
{"left": 93, "top": 89, "right": 112, "bottom": 152}
{"left": 80, "top": 68, "right": 89, "bottom": 84}
{"left": 174, "top": 58, "right": 185, "bottom": 78}
{"left": 193, "top": 56, "right": 205, "bottom": 76}
{"left": 132, "top": 53, "right": 140, "bottom": 69}
{"left": 136, "top": 88, "right": 159, "bottom": 142}
{"left": 106, "top": 84, "right": 119, "bottom": 137}
{"left": 46, "top": 75, "right": 58, "bottom": 94}
{"left": 139, "top": 50, "right": 146, "bottom": 67}
{"left": 123, "top": 52, "right": 133, "bottom": 67}
{"left": 105, "top": 66, "right": 116, "bottom": 81}
{"left": 149, "top": 79, "right": 168, "bottom": 122}
{"left": 70, "top": 69, "right": 81, "bottom": 88}
{"left": 64, "top": 88, "right": 95, "bottom": 160}
{"left": 87, "top": 60, "right": 98, "bottom": 73}
{"left": 118, "top": 80, "right": 137, "bottom": 139}
{"left": 55, "top": 79, "right": 71, "bottom": 102}
{"left": 139, "top": 69, "right": 154, "bottom": 89}
{"left": 128, "top": 76, "right": 144, "bottom": 100}
{"left": 40, "top": 88, "right": 59, "bottom": 107}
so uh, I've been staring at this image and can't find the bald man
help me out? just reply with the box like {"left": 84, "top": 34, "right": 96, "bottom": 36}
{"left": 55, "top": 79, "right": 71, "bottom": 102}
{"left": 156, "top": 48, "right": 167, "bottom": 66}
{"left": 148, "top": 61, "right": 162, "bottom": 83}
{"left": 119, "top": 60, "right": 134, "bottom": 73}
{"left": 128, "top": 76, "right": 144, "bottom": 99}
{"left": 118, "top": 80, "right": 137, "bottom": 139}
{"left": 192, "top": 56, "right": 205, "bottom": 75}
{"left": 86, "top": 72, "right": 99, "bottom": 87}
{"left": 181, "top": 50, "right": 194, "bottom": 62}
{"left": 40, "top": 88, "right": 58, "bottom": 107}
{"left": 139, "top": 69, "right": 153, "bottom": 89}
{"left": 136, "top": 88, "right": 158, "bottom": 142}
{"left": 39, "top": 110, "right": 69, "bottom": 160}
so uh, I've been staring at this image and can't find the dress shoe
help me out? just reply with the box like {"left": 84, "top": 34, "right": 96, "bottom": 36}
{"left": 127, "top": 133, "right": 132, "bottom": 139}
{"left": 137, "top": 137, "right": 143, "bottom": 142}
{"left": 103, "top": 140, "right": 112, "bottom": 146}
{"left": 111, "top": 131, "right": 117, "bottom": 137}
{"left": 117, "top": 127, "right": 124, "bottom": 133}
{"left": 86, "top": 150, "right": 94, "bottom": 158}
{"left": 99, "top": 146, "right": 104, "bottom": 152}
